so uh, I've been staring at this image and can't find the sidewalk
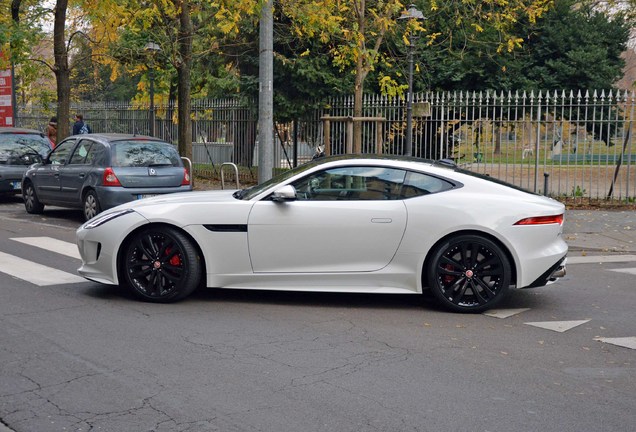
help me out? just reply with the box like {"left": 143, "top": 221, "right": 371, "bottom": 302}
{"left": 564, "top": 209, "right": 636, "bottom": 254}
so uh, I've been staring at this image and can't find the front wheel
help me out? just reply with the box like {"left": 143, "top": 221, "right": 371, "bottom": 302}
{"left": 426, "top": 234, "right": 511, "bottom": 313}
{"left": 23, "top": 181, "right": 44, "bottom": 214}
{"left": 122, "top": 227, "right": 201, "bottom": 303}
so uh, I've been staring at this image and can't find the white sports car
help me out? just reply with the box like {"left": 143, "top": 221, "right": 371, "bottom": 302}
{"left": 76, "top": 155, "right": 567, "bottom": 313}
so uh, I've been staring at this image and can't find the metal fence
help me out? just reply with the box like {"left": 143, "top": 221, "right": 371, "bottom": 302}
{"left": 16, "top": 89, "right": 636, "bottom": 204}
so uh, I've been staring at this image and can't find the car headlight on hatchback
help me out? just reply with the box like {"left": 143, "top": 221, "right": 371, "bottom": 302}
{"left": 83, "top": 208, "right": 136, "bottom": 229}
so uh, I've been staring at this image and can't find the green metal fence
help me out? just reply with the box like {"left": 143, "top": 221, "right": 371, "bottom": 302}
{"left": 16, "top": 89, "right": 636, "bottom": 203}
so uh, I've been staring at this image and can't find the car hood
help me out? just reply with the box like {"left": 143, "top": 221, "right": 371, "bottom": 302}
{"left": 124, "top": 189, "right": 239, "bottom": 209}
{"left": 109, "top": 188, "right": 253, "bottom": 226}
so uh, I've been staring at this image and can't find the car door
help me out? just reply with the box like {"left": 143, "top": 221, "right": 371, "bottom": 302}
{"left": 58, "top": 138, "right": 101, "bottom": 204}
{"left": 247, "top": 166, "right": 408, "bottom": 273}
{"left": 31, "top": 138, "right": 77, "bottom": 202}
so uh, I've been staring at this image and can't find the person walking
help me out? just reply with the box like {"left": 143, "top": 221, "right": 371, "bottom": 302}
{"left": 72, "top": 113, "right": 91, "bottom": 135}
{"left": 45, "top": 116, "right": 57, "bottom": 148}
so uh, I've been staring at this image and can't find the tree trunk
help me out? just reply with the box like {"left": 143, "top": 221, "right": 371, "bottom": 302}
{"left": 353, "top": 0, "right": 366, "bottom": 154}
{"left": 176, "top": 0, "right": 193, "bottom": 161}
{"left": 53, "top": 0, "right": 70, "bottom": 140}
{"left": 494, "top": 123, "right": 501, "bottom": 155}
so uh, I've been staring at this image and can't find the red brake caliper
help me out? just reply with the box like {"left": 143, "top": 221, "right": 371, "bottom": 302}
{"left": 442, "top": 264, "right": 455, "bottom": 284}
{"left": 165, "top": 247, "right": 182, "bottom": 266}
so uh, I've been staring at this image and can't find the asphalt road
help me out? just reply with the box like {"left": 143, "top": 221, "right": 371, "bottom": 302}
{"left": 0, "top": 197, "right": 634, "bottom": 432}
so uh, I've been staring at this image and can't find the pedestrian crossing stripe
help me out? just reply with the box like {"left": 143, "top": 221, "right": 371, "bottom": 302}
{"left": 0, "top": 251, "right": 86, "bottom": 286}
{"left": 525, "top": 320, "right": 590, "bottom": 333}
{"left": 11, "top": 236, "right": 81, "bottom": 260}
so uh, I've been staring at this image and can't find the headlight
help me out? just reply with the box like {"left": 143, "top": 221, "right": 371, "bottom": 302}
{"left": 83, "top": 208, "right": 135, "bottom": 229}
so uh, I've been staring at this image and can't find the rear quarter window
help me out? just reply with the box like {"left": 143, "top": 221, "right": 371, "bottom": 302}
{"left": 400, "top": 171, "right": 455, "bottom": 198}
{"left": 111, "top": 140, "right": 182, "bottom": 167}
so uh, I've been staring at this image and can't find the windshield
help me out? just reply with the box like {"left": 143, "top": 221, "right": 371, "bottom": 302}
{"left": 0, "top": 133, "right": 51, "bottom": 155}
{"left": 111, "top": 140, "right": 182, "bottom": 168}
{"left": 238, "top": 158, "right": 323, "bottom": 200}
{"left": 0, "top": 133, "right": 51, "bottom": 164}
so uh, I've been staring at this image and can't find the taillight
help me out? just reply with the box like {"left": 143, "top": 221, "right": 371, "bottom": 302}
{"left": 181, "top": 168, "right": 191, "bottom": 186}
{"left": 514, "top": 214, "right": 564, "bottom": 226}
{"left": 103, "top": 167, "right": 122, "bottom": 186}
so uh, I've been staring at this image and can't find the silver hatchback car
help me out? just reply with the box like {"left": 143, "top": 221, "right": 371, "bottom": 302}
{"left": 22, "top": 134, "right": 192, "bottom": 221}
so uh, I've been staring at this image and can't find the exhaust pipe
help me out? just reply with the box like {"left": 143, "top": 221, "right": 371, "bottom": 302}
{"left": 548, "top": 261, "right": 567, "bottom": 282}
{"left": 548, "top": 265, "right": 566, "bottom": 282}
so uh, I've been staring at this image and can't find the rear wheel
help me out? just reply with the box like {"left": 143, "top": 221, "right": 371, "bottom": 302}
{"left": 83, "top": 190, "right": 101, "bottom": 221}
{"left": 23, "top": 181, "right": 44, "bottom": 214}
{"left": 122, "top": 227, "right": 201, "bottom": 303}
{"left": 427, "top": 234, "right": 511, "bottom": 313}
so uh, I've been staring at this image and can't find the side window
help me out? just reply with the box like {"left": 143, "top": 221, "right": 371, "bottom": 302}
{"left": 399, "top": 171, "right": 454, "bottom": 198}
{"left": 69, "top": 140, "right": 92, "bottom": 165}
{"left": 85, "top": 143, "right": 105, "bottom": 165}
{"left": 291, "top": 166, "right": 406, "bottom": 201}
{"left": 48, "top": 140, "right": 76, "bottom": 165}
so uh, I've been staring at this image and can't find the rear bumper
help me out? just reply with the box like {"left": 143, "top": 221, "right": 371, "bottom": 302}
{"left": 0, "top": 178, "right": 23, "bottom": 194}
{"left": 96, "top": 185, "right": 193, "bottom": 210}
{"left": 524, "top": 256, "right": 567, "bottom": 288}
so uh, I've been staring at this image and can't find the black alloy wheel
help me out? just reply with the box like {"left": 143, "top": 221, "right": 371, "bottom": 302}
{"left": 83, "top": 190, "right": 101, "bottom": 221}
{"left": 427, "top": 234, "right": 511, "bottom": 313}
{"left": 23, "top": 181, "right": 44, "bottom": 214}
{"left": 122, "top": 227, "right": 201, "bottom": 303}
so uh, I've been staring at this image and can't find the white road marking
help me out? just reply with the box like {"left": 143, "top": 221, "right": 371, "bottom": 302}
{"left": 483, "top": 308, "right": 530, "bottom": 319}
{"left": 608, "top": 268, "right": 636, "bottom": 275}
{"left": 11, "top": 237, "right": 80, "bottom": 260}
{"left": 0, "top": 251, "right": 85, "bottom": 286}
{"left": 568, "top": 255, "right": 636, "bottom": 264}
{"left": 525, "top": 320, "right": 591, "bottom": 333}
{"left": 594, "top": 337, "right": 636, "bottom": 350}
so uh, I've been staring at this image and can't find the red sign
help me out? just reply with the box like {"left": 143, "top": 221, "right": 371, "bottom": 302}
{"left": 0, "top": 52, "right": 14, "bottom": 127}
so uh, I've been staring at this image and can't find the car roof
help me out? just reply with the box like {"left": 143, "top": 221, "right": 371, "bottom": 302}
{"left": 76, "top": 133, "right": 167, "bottom": 143}
{"left": 0, "top": 127, "right": 45, "bottom": 135}
{"left": 311, "top": 154, "right": 458, "bottom": 171}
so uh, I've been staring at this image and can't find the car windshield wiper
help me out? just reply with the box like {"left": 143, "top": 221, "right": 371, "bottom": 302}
{"left": 147, "top": 162, "right": 173, "bottom": 167}
{"left": 233, "top": 188, "right": 249, "bottom": 200}
{"left": 16, "top": 141, "right": 43, "bottom": 155}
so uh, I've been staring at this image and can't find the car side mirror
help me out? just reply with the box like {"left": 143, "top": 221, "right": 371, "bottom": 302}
{"left": 271, "top": 185, "right": 297, "bottom": 202}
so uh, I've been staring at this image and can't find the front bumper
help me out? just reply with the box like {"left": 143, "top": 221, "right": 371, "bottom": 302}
{"left": 76, "top": 209, "right": 150, "bottom": 285}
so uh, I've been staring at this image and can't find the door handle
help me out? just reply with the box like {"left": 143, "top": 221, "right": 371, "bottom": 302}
{"left": 371, "top": 218, "right": 392, "bottom": 223}
{"left": 79, "top": 173, "right": 85, "bottom": 179}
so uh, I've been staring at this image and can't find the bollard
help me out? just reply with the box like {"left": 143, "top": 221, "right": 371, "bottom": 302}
{"left": 543, "top": 172, "right": 550, "bottom": 196}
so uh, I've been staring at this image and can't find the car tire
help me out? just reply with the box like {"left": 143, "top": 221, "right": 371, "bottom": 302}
{"left": 426, "top": 234, "right": 511, "bottom": 313}
{"left": 122, "top": 227, "right": 201, "bottom": 303}
{"left": 83, "top": 190, "right": 101, "bottom": 221}
{"left": 23, "top": 181, "right": 44, "bottom": 214}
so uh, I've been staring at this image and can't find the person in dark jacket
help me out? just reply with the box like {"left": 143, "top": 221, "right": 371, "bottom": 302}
{"left": 72, "top": 114, "right": 91, "bottom": 135}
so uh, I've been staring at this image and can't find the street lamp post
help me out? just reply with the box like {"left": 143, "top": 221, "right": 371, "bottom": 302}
{"left": 144, "top": 42, "right": 161, "bottom": 137}
{"left": 398, "top": 4, "right": 424, "bottom": 157}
